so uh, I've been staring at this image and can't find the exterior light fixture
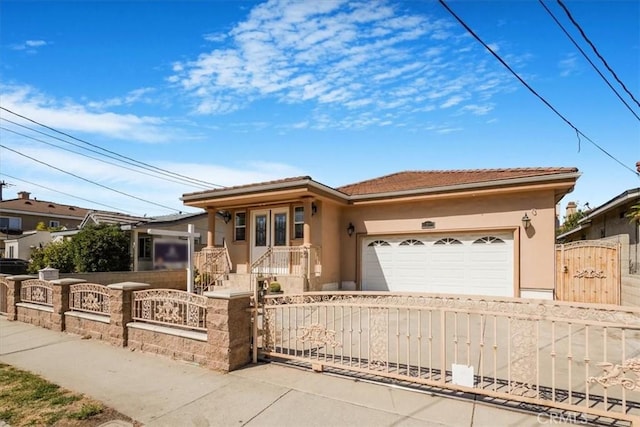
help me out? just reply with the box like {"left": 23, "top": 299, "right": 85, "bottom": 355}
{"left": 222, "top": 211, "right": 232, "bottom": 224}
{"left": 311, "top": 202, "right": 318, "bottom": 216}
{"left": 521, "top": 213, "right": 531, "bottom": 229}
{"left": 347, "top": 222, "right": 355, "bottom": 237}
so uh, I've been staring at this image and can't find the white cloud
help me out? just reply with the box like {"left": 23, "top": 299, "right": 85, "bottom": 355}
{"left": 559, "top": 53, "right": 579, "bottom": 77}
{"left": 204, "top": 32, "right": 228, "bottom": 42}
{"left": 170, "top": 0, "right": 518, "bottom": 128}
{"left": 11, "top": 39, "right": 49, "bottom": 52}
{"left": 87, "top": 87, "right": 157, "bottom": 109}
{"left": 0, "top": 84, "right": 178, "bottom": 143}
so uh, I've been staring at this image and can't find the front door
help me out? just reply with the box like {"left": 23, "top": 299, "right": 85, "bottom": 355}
{"left": 251, "top": 208, "right": 289, "bottom": 274}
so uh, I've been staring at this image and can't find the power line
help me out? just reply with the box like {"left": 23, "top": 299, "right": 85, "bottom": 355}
{"left": 0, "top": 117, "right": 210, "bottom": 189}
{"left": 556, "top": 0, "right": 640, "bottom": 109}
{"left": 0, "top": 144, "right": 182, "bottom": 212}
{"left": 0, "top": 172, "right": 137, "bottom": 214}
{"left": 0, "top": 106, "right": 224, "bottom": 188}
{"left": 438, "top": 0, "right": 639, "bottom": 177}
{"left": 538, "top": 0, "right": 639, "bottom": 122}
{"left": 0, "top": 125, "right": 209, "bottom": 189}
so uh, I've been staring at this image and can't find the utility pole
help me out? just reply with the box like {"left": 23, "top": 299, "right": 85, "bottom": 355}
{"left": 0, "top": 180, "right": 14, "bottom": 201}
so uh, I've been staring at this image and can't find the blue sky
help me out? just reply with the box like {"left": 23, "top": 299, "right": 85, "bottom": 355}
{"left": 1, "top": 0, "right": 638, "bottom": 218}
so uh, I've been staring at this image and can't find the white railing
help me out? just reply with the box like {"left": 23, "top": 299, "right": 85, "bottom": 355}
{"left": 69, "top": 283, "right": 110, "bottom": 316}
{"left": 251, "top": 246, "right": 321, "bottom": 279}
{"left": 132, "top": 289, "right": 207, "bottom": 332}
{"left": 259, "top": 292, "right": 640, "bottom": 425}
{"left": 193, "top": 245, "right": 231, "bottom": 294}
{"left": 20, "top": 279, "right": 53, "bottom": 307}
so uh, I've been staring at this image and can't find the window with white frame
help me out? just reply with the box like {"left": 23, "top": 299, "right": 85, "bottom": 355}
{"left": 235, "top": 212, "right": 246, "bottom": 241}
{"left": 294, "top": 206, "right": 304, "bottom": 239}
{"left": 49, "top": 220, "right": 60, "bottom": 228}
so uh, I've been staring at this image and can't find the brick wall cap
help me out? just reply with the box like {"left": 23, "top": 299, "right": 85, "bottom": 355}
{"left": 204, "top": 290, "right": 253, "bottom": 300}
{"left": 50, "top": 278, "right": 87, "bottom": 286}
{"left": 107, "top": 282, "right": 151, "bottom": 290}
{"left": 5, "top": 275, "right": 37, "bottom": 281}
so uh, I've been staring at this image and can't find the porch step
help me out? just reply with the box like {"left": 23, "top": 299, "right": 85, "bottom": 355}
{"left": 219, "top": 273, "right": 254, "bottom": 292}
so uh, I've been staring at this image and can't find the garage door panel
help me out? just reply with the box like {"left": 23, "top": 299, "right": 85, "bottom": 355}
{"left": 362, "top": 233, "right": 514, "bottom": 296}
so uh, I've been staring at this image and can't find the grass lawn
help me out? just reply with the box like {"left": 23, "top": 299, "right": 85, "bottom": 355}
{"left": 0, "top": 363, "right": 135, "bottom": 426}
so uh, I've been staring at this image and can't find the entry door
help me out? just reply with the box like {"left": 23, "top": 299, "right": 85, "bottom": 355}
{"left": 251, "top": 208, "right": 289, "bottom": 273}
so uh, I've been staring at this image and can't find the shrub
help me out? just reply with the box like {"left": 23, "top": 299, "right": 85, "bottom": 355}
{"left": 269, "top": 281, "right": 281, "bottom": 292}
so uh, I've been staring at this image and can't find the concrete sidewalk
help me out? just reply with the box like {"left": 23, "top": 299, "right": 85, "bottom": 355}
{"left": 0, "top": 317, "right": 544, "bottom": 427}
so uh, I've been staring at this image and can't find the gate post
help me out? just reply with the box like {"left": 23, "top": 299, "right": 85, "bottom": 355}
{"left": 5, "top": 275, "right": 36, "bottom": 320}
{"left": 204, "top": 290, "right": 253, "bottom": 372}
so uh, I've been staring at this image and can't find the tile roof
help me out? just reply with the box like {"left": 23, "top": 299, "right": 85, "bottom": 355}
{"left": 337, "top": 168, "right": 579, "bottom": 196}
{"left": 0, "top": 197, "right": 89, "bottom": 217}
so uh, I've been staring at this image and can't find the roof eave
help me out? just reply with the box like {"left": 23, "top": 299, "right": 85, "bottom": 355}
{"left": 181, "top": 178, "right": 349, "bottom": 206}
{"left": 577, "top": 188, "right": 640, "bottom": 224}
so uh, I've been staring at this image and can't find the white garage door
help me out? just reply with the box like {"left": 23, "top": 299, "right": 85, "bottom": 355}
{"left": 362, "top": 232, "right": 514, "bottom": 297}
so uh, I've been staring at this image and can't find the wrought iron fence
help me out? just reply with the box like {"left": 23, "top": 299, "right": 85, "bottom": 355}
{"left": 132, "top": 289, "right": 207, "bottom": 331}
{"left": 259, "top": 292, "right": 640, "bottom": 424}
{"left": 69, "top": 283, "right": 110, "bottom": 316}
{"left": 251, "top": 246, "right": 321, "bottom": 280}
{"left": 0, "top": 277, "right": 8, "bottom": 314}
{"left": 20, "top": 279, "right": 53, "bottom": 307}
{"left": 194, "top": 246, "right": 231, "bottom": 294}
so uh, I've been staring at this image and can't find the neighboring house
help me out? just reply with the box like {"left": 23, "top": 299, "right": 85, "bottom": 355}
{"left": 0, "top": 191, "right": 89, "bottom": 256}
{"left": 557, "top": 187, "right": 639, "bottom": 274}
{"left": 3, "top": 230, "right": 51, "bottom": 260}
{"left": 182, "top": 167, "right": 580, "bottom": 299}
{"left": 52, "top": 209, "right": 225, "bottom": 272}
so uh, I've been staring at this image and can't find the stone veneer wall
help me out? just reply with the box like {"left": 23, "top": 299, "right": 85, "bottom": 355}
{"left": 61, "top": 270, "right": 187, "bottom": 290}
{"left": 127, "top": 327, "right": 208, "bottom": 365}
{"left": 16, "top": 304, "right": 54, "bottom": 329}
{"left": 64, "top": 314, "right": 110, "bottom": 340}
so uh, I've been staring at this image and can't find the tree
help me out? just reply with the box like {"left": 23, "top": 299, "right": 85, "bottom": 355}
{"left": 626, "top": 204, "right": 640, "bottom": 223}
{"left": 72, "top": 224, "right": 130, "bottom": 272}
{"left": 557, "top": 210, "right": 586, "bottom": 236}
{"left": 28, "top": 240, "right": 75, "bottom": 273}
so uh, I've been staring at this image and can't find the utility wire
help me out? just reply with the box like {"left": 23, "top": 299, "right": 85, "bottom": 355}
{"left": 0, "top": 172, "right": 138, "bottom": 215}
{"left": 1, "top": 117, "right": 209, "bottom": 189}
{"left": 438, "top": 0, "right": 639, "bottom": 177}
{"left": 0, "top": 125, "right": 209, "bottom": 189}
{"left": 556, "top": 0, "right": 640, "bottom": 109}
{"left": 0, "top": 144, "right": 182, "bottom": 212}
{"left": 538, "top": 0, "right": 639, "bottom": 122}
{"left": 0, "top": 106, "right": 224, "bottom": 188}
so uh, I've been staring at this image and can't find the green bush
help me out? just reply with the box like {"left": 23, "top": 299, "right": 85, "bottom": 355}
{"left": 28, "top": 225, "right": 130, "bottom": 273}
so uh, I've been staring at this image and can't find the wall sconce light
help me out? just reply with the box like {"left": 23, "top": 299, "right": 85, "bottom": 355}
{"left": 347, "top": 222, "right": 355, "bottom": 237}
{"left": 222, "top": 211, "right": 232, "bottom": 224}
{"left": 311, "top": 202, "right": 318, "bottom": 216}
{"left": 521, "top": 213, "right": 531, "bottom": 229}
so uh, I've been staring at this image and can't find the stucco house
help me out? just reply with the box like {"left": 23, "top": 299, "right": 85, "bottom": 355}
{"left": 182, "top": 167, "right": 580, "bottom": 299}
{"left": 557, "top": 187, "right": 639, "bottom": 275}
{"left": 0, "top": 191, "right": 89, "bottom": 255}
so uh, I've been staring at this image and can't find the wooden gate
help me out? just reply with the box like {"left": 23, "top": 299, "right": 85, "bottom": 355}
{"left": 555, "top": 240, "right": 621, "bottom": 304}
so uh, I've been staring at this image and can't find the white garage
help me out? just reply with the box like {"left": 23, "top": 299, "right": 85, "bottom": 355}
{"left": 361, "top": 232, "right": 514, "bottom": 297}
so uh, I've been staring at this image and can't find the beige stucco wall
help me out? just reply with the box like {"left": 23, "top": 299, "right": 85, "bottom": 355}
{"left": 338, "top": 190, "right": 558, "bottom": 294}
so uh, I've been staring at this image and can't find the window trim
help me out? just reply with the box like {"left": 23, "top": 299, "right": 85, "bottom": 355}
{"left": 138, "top": 236, "right": 152, "bottom": 260}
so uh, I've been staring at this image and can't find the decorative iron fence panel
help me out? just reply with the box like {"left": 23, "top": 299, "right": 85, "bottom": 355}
{"left": 259, "top": 292, "right": 640, "bottom": 424}
{"left": 132, "top": 289, "right": 207, "bottom": 331}
{"left": 194, "top": 246, "right": 231, "bottom": 293}
{"left": 20, "top": 279, "right": 53, "bottom": 307}
{"left": 251, "top": 246, "right": 321, "bottom": 279}
{"left": 69, "top": 283, "right": 110, "bottom": 316}
{"left": 0, "top": 278, "right": 8, "bottom": 314}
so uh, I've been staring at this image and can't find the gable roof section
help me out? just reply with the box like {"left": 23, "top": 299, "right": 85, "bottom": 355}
{"left": 182, "top": 167, "right": 580, "bottom": 208}
{"left": 337, "top": 168, "right": 579, "bottom": 196}
{"left": 0, "top": 197, "right": 89, "bottom": 219}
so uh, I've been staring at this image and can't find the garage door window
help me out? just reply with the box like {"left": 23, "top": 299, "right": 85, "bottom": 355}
{"left": 368, "top": 240, "right": 390, "bottom": 247}
{"left": 400, "top": 239, "right": 424, "bottom": 246}
{"left": 473, "top": 236, "right": 505, "bottom": 244}
{"left": 434, "top": 237, "right": 462, "bottom": 245}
